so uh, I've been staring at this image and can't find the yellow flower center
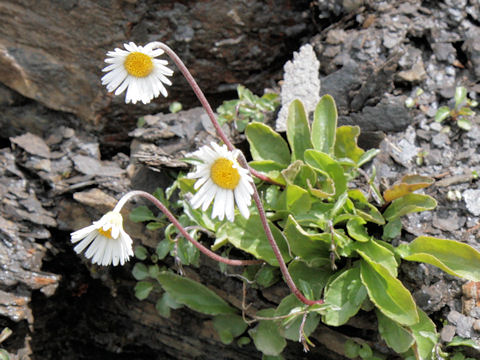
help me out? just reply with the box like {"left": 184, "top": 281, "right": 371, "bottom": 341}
{"left": 210, "top": 158, "right": 240, "bottom": 190}
{"left": 98, "top": 227, "right": 113, "bottom": 239}
{"left": 124, "top": 52, "right": 153, "bottom": 77}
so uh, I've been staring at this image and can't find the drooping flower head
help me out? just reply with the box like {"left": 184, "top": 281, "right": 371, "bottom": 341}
{"left": 101, "top": 42, "right": 173, "bottom": 104}
{"left": 188, "top": 143, "right": 254, "bottom": 222}
{"left": 71, "top": 211, "right": 133, "bottom": 266}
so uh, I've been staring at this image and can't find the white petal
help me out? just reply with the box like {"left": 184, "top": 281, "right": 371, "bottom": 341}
{"left": 224, "top": 190, "right": 235, "bottom": 222}
{"left": 73, "top": 231, "right": 97, "bottom": 253}
{"left": 212, "top": 188, "right": 227, "bottom": 221}
{"left": 102, "top": 241, "right": 114, "bottom": 266}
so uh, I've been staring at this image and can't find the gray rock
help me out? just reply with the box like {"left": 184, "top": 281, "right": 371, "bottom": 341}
{"left": 10, "top": 133, "right": 51, "bottom": 158}
{"left": 0, "top": 0, "right": 310, "bottom": 126}
{"left": 431, "top": 132, "right": 450, "bottom": 148}
{"left": 320, "top": 60, "right": 363, "bottom": 114}
{"left": 463, "top": 189, "right": 480, "bottom": 216}
{"left": 447, "top": 310, "right": 475, "bottom": 338}
{"left": 429, "top": 122, "right": 443, "bottom": 132}
{"left": 432, "top": 211, "right": 465, "bottom": 232}
{"left": 72, "top": 155, "right": 124, "bottom": 177}
{"left": 349, "top": 95, "right": 412, "bottom": 132}
{"left": 276, "top": 44, "right": 320, "bottom": 132}
{"left": 440, "top": 325, "right": 456, "bottom": 342}
{"left": 432, "top": 43, "right": 456, "bottom": 63}
{"left": 396, "top": 61, "right": 426, "bottom": 83}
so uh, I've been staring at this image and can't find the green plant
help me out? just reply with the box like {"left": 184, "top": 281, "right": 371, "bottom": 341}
{"left": 216, "top": 85, "right": 280, "bottom": 132}
{"left": 88, "top": 40, "right": 480, "bottom": 359}
{"left": 435, "top": 86, "right": 478, "bottom": 130}
{"left": 129, "top": 96, "right": 480, "bottom": 359}
{"left": 405, "top": 87, "right": 425, "bottom": 108}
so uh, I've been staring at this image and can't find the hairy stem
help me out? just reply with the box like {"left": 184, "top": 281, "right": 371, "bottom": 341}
{"left": 151, "top": 41, "right": 282, "bottom": 186}
{"left": 153, "top": 42, "right": 323, "bottom": 306}
{"left": 117, "top": 190, "right": 262, "bottom": 266}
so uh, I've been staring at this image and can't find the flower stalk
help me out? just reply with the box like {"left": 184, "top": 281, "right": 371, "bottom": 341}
{"left": 149, "top": 42, "right": 283, "bottom": 186}
{"left": 153, "top": 42, "right": 323, "bottom": 306}
{"left": 116, "top": 190, "right": 262, "bottom": 266}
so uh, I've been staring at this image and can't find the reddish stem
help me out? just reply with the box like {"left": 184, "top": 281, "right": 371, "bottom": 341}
{"left": 126, "top": 190, "right": 262, "bottom": 266}
{"left": 153, "top": 42, "right": 282, "bottom": 187}
{"left": 154, "top": 42, "right": 323, "bottom": 305}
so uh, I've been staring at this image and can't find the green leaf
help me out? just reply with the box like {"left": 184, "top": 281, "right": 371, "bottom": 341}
{"left": 175, "top": 237, "right": 199, "bottom": 266}
{"left": 347, "top": 217, "right": 370, "bottom": 242}
{"left": 249, "top": 309, "right": 287, "bottom": 356}
{"left": 358, "top": 343, "right": 372, "bottom": 359}
{"left": 323, "top": 267, "right": 367, "bottom": 326}
{"left": 360, "top": 259, "right": 419, "bottom": 326}
{"left": 275, "top": 294, "right": 320, "bottom": 341}
{"left": 255, "top": 265, "right": 280, "bottom": 288}
{"left": 304, "top": 149, "right": 347, "bottom": 197}
{"left": 383, "top": 218, "right": 402, "bottom": 240}
{"left": 286, "top": 100, "right": 313, "bottom": 162}
{"left": 284, "top": 216, "right": 330, "bottom": 267}
{"left": 307, "top": 175, "right": 335, "bottom": 199}
{"left": 376, "top": 310, "right": 414, "bottom": 353}
{"left": 383, "top": 193, "right": 437, "bottom": 221}
{"left": 132, "top": 263, "right": 149, "bottom": 280}
{"left": 397, "top": 236, "right": 480, "bottom": 281}
{"left": 330, "top": 192, "right": 349, "bottom": 218}
{"left": 155, "top": 295, "right": 171, "bottom": 318}
{"left": 134, "top": 281, "right": 153, "bottom": 300}
{"left": 246, "top": 122, "right": 291, "bottom": 166}
{"left": 134, "top": 245, "right": 148, "bottom": 260}
{"left": 262, "top": 355, "right": 284, "bottom": 360}
{"left": 183, "top": 201, "right": 216, "bottom": 232}
{"left": 383, "top": 175, "right": 434, "bottom": 203}
{"left": 146, "top": 221, "right": 164, "bottom": 231}
{"left": 281, "top": 160, "right": 316, "bottom": 188}
{"left": 216, "top": 214, "right": 291, "bottom": 266}
{"left": 129, "top": 205, "right": 156, "bottom": 222}
{"left": 169, "top": 101, "right": 182, "bottom": 113}
{"left": 457, "top": 117, "right": 472, "bottom": 131}
{"left": 435, "top": 106, "right": 451, "bottom": 122}
{"left": 409, "top": 307, "right": 437, "bottom": 360}
{"left": 355, "top": 239, "right": 398, "bottom": 277}
{"left": 237, "top": 337, "right": 251, "bottom": 347}
{"left": 156, "top": 240, "right": 172, "bottom": 260}
{"left": 447, "top": 336, "right": 480, "bottom": 351}
{"left": 458, "top": 107, "right": 475, "bottom": 116}
{"left": 288, "top": 260, "right": 331, "bottom": 298}
{"left": 344, "top": 339, "right": 360, "bottom": 359}
{"left": 357, "top": 149, "right": 380, "bottom": 167}
{"left": 213, "top": 314, "right": 248, "bottom": 345}
{"left": 285, "top": 184, "right": 311, "bottom": 215}
{"left": 155, "top": 292, "right": 183, "bottom": 318}
{"left": 155, "top": 272, "right": 236, "bottom": 315}
{"left": 312, "top": 95, "right": 337, "bottom": 155}
{"left": 454, "top": 86, "right": 467, "bottom": 108}
{"left": 0, "top": 350, "right": 9, "bottom": 360}
{"left": 148, "top": 264, "right": 161, "bottom": 278}
{"left": 249, "top": 160, "right": 286, "bottom": 185}
{"left": 334, "top": 126, "right": 364, "bottom": 163}
{"left": 349, "top": 190, "right": 386, "bottom": 225}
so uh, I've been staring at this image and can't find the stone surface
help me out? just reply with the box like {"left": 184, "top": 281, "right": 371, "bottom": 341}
{"left": 463, "top": 189, "right": 480, "bottom": 216}
{"left": 440, "top": 324, "right": 456, "bottom": 342}
{"left": 10, "top": 133, "right": 51, "bottom": 158}
{"left": 0, "top": 0, "right": 311, "bottom": 134}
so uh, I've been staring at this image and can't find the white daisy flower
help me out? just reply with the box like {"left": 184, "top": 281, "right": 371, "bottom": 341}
{"left": 71, "top": 211, "right": 133, "bottom": 266}
{"left": 188, "top": 143, "right": 254, "bottom": 222}
{"left": 101, "top": 42, "right": 174, "bottom": 104}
